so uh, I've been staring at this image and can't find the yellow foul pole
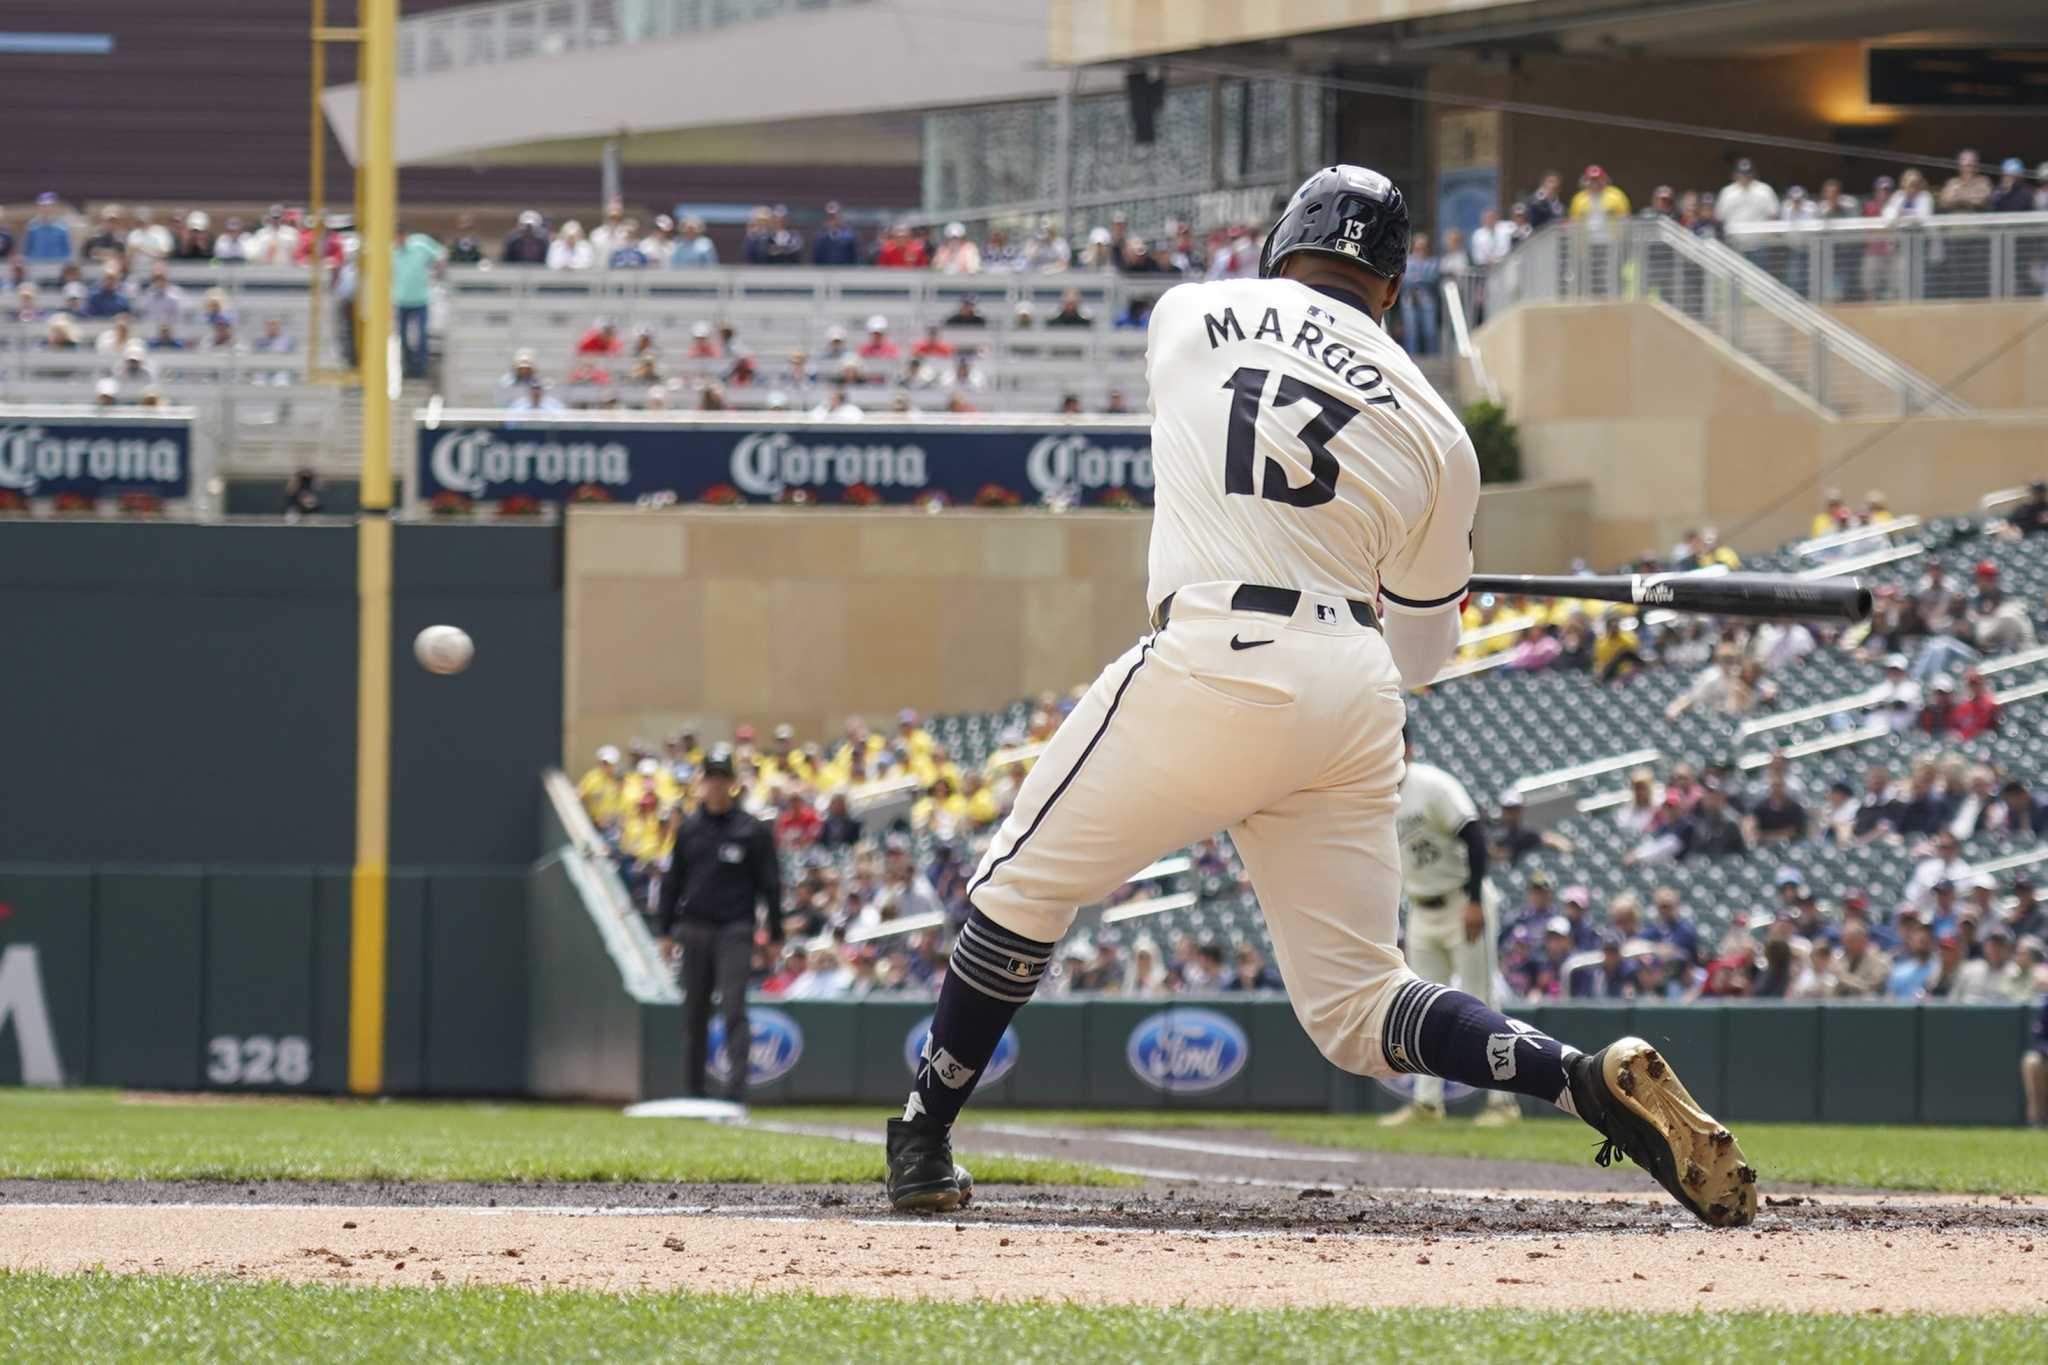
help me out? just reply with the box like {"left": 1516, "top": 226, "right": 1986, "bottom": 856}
{"left": 350, "top": 0, "right": 398, "bottom": 1096}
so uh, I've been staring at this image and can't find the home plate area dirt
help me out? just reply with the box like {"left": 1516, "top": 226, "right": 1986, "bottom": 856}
{"left": 3, "top": 1178, "right": 2044, "bottom": 1314}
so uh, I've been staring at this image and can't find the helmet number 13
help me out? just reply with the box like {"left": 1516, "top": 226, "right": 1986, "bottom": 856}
{"left": 1220, "top": 366, "right": 1356, "bottom": 508}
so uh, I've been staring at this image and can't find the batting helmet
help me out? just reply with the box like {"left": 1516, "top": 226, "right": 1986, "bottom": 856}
{"left": 1259, "top": 164, "right": 1410, "bottom": 281}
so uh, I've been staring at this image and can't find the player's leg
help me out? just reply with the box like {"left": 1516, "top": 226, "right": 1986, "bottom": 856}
{"left": 2023, "top": 1049, "right": 2048, "bottom": 1127}
{"left": 1234, "top": 784, "right": 1756, "bottom": 1227}
{"left": 713, "top": 923, "right": 753, "bottom": 1103}
{"left": 1459, "top": 887, "right": 1521, "bottom": 1123}
{"left": 676, "top": 922, "right": 716, "bottom": 1098}
{"left": 888, "top": 616, "right": 1320, "bottom": 1210}
{"left": 1383, "top": 913, "right": 1454, "bottom": 1123}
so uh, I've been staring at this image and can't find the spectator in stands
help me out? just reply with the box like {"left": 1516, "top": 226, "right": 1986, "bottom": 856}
{"left": 147, "top": 321, "right": 184, "bottom": 352}
{"left": 1896, "top": 762, "right": 1958, "bottom": 838}
{"left": 1828, "top": 915, "right": 1891, "bottom": 997}
{"left": 1938, "top": 150, "right": 1993, "bottom": 213}
{"left": 505, "top": 379, "right": 564, "bottom": 413}
{"left": 1488, "top": 791, "right": 1571, "bottom": 866}
{"left": 912, "top": 325, "right": 953, "bottom": 362}
{"left": 811, "top": 386, "right": 863, "bottom": 420}
{"left": 664, "top": 216, "right": 713, "bottom": 269}
{"left": 858, "top": 316, "right": 900, "bottom": 360}
{"left": 82, "top": 266, "right": 131, "bottom": 320}
{"left": 2012, "top": 877, "right": 2046, "bottom": 941}
{"left": 499, "top": 210, "right": 549, "bottom": 266}
{"left": 131, "top": 263, "right": 183, "bottom": 330}
{"left": 1715, "top": 158, "right": 1780, "bottom": 229}
{"left": 1953, "top": 669, "right": 2003, "bottom": 739}
{"left": 0, "top": 206, "right": 13, "bottom": 261}
{"left": 766, "top": 206, "right": 806, "bottom": 265}
{"left": 125, "top": 208, "right": 173, "bottom": 264}
{"left": 1568, "top": 932, "right": 1635, "bottom": 999}
{"left": 1646, "top": 886, "right": 1702, "bottom": 964}
{"left": 1747, "top": 769, "right": 1809, "bottom": 846}
{"left": 547, "top": 220, "right": 595, "bottom": 271}
{"left": 174, "top": 212, "right": 213, "bottom": 261}
{"left": 1615, "top": 766, "right": 1661, "bottom": 840}
{"left": 1680, "top": 782, "right": 1747, "bottom": 859}
{"left": 1968, "top": 580, "right": 2035, "bottom": 654}
{"left": 1883, "top": 168, "right": 1935, "bottom": 228}
{"left": 393, "top": 224, "right": 446, "bottom": 381}
{"left": 932, "top": 222, "right": 982, "bottom": 274}
{"left": 1204, "top": 223, "right": 1259, "bottom": 280}
{"left": 1400, "top": 231, "right": 1440, "bottom": 356}
{"left": 90, "top": 313, "right": 137, "bottom": 357}
{"left": 438, "top": 211, "right": 483, "bottom": 265}
{"left": 873, "top": 222, "right": 930, "bottom": 269}
{"left": 807, "top": 202, "right": 860, "bottom": 266}
{"left": 10, "top": 283, "right": 40, "bottom": 322}
{"left": 1992, "top": 778, "right": 2047, "bottom": 840}
{"left": 1992, "top": 158, "right": 2034, "bottom": 214}
{"left": 1957, "top": 926, "right": 2026, "bottom": 1001}
{"left": 1592, "top": 607, "right": 1643, "bottom": 681}
{"left": 1021, "top": 219, "right": 1071, "bottom": 273}
{"left": 1663, "top": 644, "right": 1742, "bottom": 721}
{"left": 23, "top": 193, "right": 72, "bottom": 263}
{"left": 1226, "top": 942, "right": 1283, "bottom": 992}
{"left": 1570, "top": 165, "right": 1630, "bottom": 224}
{"left": 81, "top": 205, "right": 127, "bottom": 263}
{"left": 1046, "top": 289, "right": 1093, "bottom": 327}
{"left": 943, "top": 297, "right": 987, "bottom": 329}
{"left": 1906, "top": 832, "right": 1971, "bottom": 914}
{"left": 39, "top": 313, "right": 81, "bottom": 350}
{"left": 1864, "top": 653, "right": 1923, "bottom": 732}
{"left": 1522, "top": 917, "right": 1577, "bottom": 1000}
{"left": 586, "top": 197, "right": 631, "bottom": 262}
{"left": 1525, "top": 172, "right": 1566, "bottom": 230}
{"left": 576, "top": 317, "right": 623, "bottom": 357}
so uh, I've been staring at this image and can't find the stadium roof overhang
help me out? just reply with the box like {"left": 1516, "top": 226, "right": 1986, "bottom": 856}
{"left": 323, "top": 0, "right": 1121, "bottom": 168}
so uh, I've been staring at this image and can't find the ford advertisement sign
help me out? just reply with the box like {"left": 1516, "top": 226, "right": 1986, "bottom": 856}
{"left": 904, "top": 1014, "right": 1020, "bottom": 1088}
{"left": 416, "top": 417, "right": 1153, "bottom": 507}
{"left": 1126, "top": 1008, "right": 1249, "bottom": 1094}
{"left": 706, "top": 1007, "right": 805, "bottom": 1088}
{"left": 0, "top": 414, "right": 192, "bottom": 499}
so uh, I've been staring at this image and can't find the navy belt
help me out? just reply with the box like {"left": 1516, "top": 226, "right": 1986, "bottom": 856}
{"left": 1151, "top": 584, "right": 1379, "bottom": 632}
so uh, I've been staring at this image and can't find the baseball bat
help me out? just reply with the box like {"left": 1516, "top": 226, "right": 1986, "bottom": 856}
{"left": 1467, "top": 572, "right": 1873, "bottom": 622}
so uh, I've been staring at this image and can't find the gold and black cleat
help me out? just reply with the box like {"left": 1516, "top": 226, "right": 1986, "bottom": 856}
{"left": 1567, "top": 1037, "right": 1758, "bottom": 1228}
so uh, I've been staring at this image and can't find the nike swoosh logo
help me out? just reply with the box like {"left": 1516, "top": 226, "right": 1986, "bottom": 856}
{"left": 1229, "top": 636, "right": 1274, "bottom": 651}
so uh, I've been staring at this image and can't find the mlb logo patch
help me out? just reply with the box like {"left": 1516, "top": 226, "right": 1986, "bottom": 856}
{"left": 1316, "top": 603, "right": 1338, "bottom": 623}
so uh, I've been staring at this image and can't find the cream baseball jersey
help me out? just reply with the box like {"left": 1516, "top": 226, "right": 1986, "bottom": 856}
{"left": 1397, "top": 760, "right": 1481, "bottom": 903}
{"left": 1142, "top": 275, "right": 1478, "bottom": 617}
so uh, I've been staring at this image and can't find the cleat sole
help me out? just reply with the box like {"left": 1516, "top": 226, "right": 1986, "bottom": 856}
{"left": 1603, "top": 1038, "right": 1758, "bottom": 1229}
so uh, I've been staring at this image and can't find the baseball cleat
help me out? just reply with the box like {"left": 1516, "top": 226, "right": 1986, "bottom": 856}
{"left": 1473, "top": 1100, "right": 1522, "bottom": 1128}
{"left": 1378, "top": 1100, "right": 1446, "bottom": 1128}
{"left": 885, "top": 1117, "right": 967, "bottom": 1213}
{"left": 1568, "top": 1037, "right": 1757, "bottom": 1228}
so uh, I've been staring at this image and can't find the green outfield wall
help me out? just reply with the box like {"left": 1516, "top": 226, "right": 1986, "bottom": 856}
{"left": 0, "top": 858, "right": 2032, "bottom": 1121}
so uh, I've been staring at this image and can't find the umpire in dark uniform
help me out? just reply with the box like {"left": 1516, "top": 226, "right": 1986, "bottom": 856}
{"left": 654, "top": 745, "right": 783, "bottom": 1101}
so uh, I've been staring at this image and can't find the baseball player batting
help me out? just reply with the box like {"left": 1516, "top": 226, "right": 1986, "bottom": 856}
{"left": 885, "top": 164, "right": 1757, "bottom": 1229}
{"left": 1382, "top": 727, "right": 1520, "bottom": 1127}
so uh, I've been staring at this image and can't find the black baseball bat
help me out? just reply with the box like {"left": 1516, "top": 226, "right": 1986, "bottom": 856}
{"left": 1467, "top": 572, "right": 1873, "bottom": 622}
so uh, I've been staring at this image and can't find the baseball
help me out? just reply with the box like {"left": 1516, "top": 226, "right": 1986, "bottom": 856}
{"left": 413, "top": 624, "right": 474, "bottom": 675}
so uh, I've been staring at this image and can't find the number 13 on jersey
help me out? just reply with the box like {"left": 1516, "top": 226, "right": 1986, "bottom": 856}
{"left": 1220, "top": 367, "right": 1396, "bottom": 508}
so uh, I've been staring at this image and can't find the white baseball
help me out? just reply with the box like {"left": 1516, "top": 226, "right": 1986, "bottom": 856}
{"left": 413, "top": 624, "right": 474, "bottom": 675}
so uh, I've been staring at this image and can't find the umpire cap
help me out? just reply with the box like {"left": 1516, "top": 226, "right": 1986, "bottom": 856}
{"left": 1259, "top": 164, "right": 1410, "bottom": 281}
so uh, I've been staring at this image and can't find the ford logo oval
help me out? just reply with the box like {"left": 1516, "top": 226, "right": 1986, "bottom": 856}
{"left": 707, "top": 1007, "right": 805, "bottom": 1087}
{"left": 1126, "top": 1007, "right": 1248, "bottom": 1094}
{"left": 904, "top": 1014, "right": 1020, "bottom": 1088}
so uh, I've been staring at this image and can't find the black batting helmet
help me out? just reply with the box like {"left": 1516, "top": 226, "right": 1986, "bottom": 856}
{"left": 1259, "top": 164, "right": 1410, "bottom": 281}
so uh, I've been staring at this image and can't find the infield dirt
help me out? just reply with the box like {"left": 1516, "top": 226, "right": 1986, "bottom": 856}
{"left": 3, "top": 1118, "right": 2044, "bottom": 1315}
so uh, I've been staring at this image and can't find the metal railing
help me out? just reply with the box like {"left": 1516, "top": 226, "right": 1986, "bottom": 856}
{"left": 1722, "top": 211, "right": 2048, "bottom": 307}
{"left": 1482, "top": 218, "right": 1967, "bottom": 419}
{"left": 398, "top": 0, "right": 872, "bottom": 78}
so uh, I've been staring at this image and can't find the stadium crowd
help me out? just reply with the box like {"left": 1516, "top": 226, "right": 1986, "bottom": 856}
{"left": 12, "top": 142, "right": 2044, "bottom": 411}
{"left": 570, "top": 491, "right": 2048, "bottom": 1011}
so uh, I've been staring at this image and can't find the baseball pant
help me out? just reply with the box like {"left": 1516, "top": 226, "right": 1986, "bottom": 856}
{"left": 1402, "top": 886, "right": 1511, "bottom": 1108}
{"left": 677, "top": 920, "right": 754, "bottom": 1101}
{"left": 968, "top": 580, "right": 1422, "bottom": 1080}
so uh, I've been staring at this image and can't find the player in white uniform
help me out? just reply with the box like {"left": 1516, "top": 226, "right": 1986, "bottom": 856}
{"left": 1383, "top": 731, "right": 1519, "bottom": 1126}
{"left": 884, "top": 166, "right": 1756, "bottom": 1229}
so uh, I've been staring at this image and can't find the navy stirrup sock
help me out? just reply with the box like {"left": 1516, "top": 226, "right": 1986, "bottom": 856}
{"left": 905, "top": 909, "right": 1052, "bottom": 1127}
{"left": 1382, "top": 979, "right": 1575, "bottom": 1106}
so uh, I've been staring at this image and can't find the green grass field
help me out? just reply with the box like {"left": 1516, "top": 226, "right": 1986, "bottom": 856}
{"left": 0, "top": 1091, "right": 1126, "bottom": 1187}
{"left": 0, "top": 1273, "right": 2035, "bottom": 1364}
